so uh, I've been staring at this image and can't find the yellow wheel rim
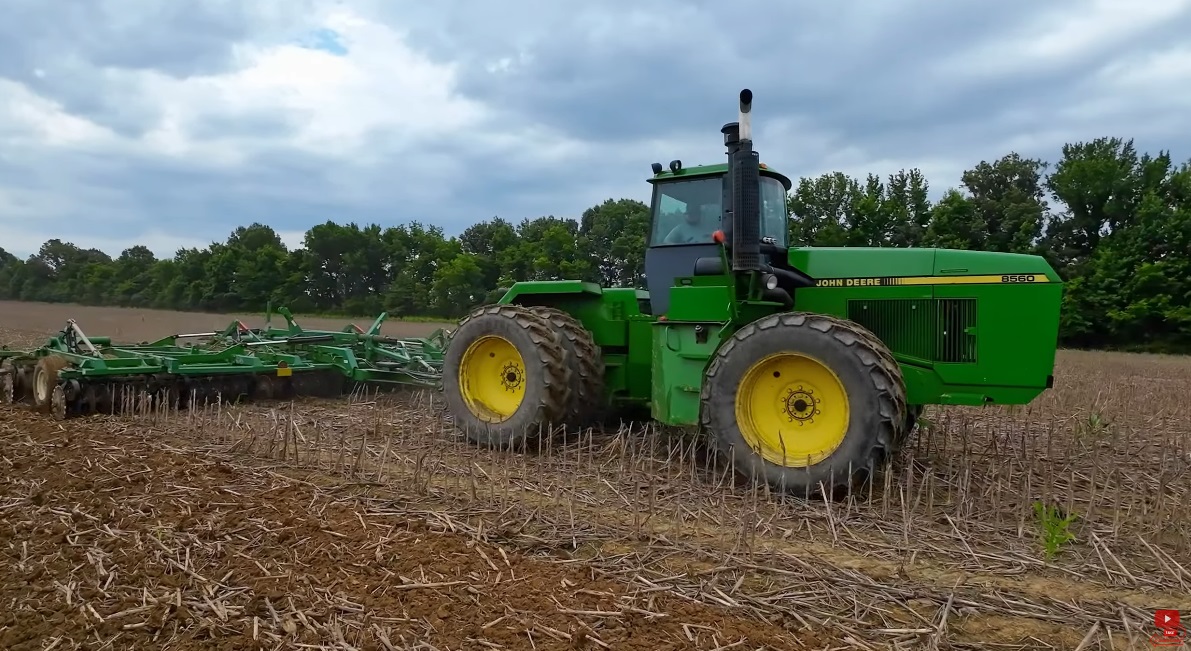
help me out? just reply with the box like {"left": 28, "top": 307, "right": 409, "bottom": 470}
{"left": 734, "top": 352, "right": 850, "bottom": 467}
{"left": 458, "top": 335, "right": 527, "bottom": 423}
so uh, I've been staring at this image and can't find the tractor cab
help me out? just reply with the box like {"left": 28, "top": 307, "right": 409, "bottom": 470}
{"left": 643, "top": 162, "right": 792, "bottom": 315}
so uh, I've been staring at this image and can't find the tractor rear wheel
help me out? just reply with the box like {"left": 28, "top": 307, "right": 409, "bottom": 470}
{"left": 442, "top": 305, "right": 572, "bottom": 451}
{"left": 528, "top": 306, "right": 605, "bottom": 431}
{"left": 701, "top": 312, "right": 906, "bottom": 496}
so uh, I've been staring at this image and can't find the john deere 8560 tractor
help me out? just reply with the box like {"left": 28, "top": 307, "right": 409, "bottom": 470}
{"left": 442, "top": 89, "right": 1063, "bottom": 495}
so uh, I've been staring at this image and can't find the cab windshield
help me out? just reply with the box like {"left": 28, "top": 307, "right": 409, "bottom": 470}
{"left": 650, "top": 175, "right": 788, "bottom": 248}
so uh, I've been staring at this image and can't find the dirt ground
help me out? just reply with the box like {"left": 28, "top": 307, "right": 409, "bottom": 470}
{"left": 0, "top": 410, "right": 813, "bottom": 650}
{"left": 0, "top": 301, "right": 450, "bottom": 350}
{"left": 2, "top": 301, "right": 1188, "bottom": 650}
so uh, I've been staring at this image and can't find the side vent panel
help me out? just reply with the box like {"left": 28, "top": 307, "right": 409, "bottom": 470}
{"left": 935, "top": 298, "right": 978, "bottom": 363}
{"left": 846, "top": 298, "right": 978, "bottom": 364}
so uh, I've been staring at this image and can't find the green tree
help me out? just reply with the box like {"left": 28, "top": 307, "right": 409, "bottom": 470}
{"left": 459, "top": 218, "right": 520, "bottom": 290}
{"left": 1060, "top": 164, "right": 1191, "bottom": 350}
{"left": 112, "top": 245, "right": 158, "bottom": 307}
{"left": 1, "top": 137, "right": 1188, "bottom": 353}
{"left": 959, "top": 152, "right": 1049, "bottom": 254}
{"left": 788, "top": 172, "right": 858, "bottom": 246}
{"left": 923, "top": 189, "right": 984, "bottom": 250}
{"left": 578, "top": 198, "right": 649, "bottom": 288}
{"left": 1044, "top": 138, "right": 1172, "bottom": 272}
{"left": 789, "top": 169, "right": 931, "bottom": 248}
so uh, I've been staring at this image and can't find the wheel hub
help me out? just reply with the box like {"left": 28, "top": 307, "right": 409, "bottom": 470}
{"left": 501, "top": 363, "right": 523, "bottom": 392}
{"left": 782, "top": 387, "right": 819, "bottom": 423}
{"left": 458, "top": 334, "right": 528, "bottom": 422}
{"left": 734, "top": 351, "right": 851, "bottom": 468}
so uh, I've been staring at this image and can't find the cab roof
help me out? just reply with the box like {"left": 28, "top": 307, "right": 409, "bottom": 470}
{"left": 647, "top": 162, "right": 793, "bottom": 192}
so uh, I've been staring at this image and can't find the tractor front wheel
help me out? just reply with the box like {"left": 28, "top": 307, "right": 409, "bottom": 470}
{"left": 701, "top": 312, "right": 906, "bottom": 496}
{"left": 442, "top": 305, "right": 573, "bottom": 451}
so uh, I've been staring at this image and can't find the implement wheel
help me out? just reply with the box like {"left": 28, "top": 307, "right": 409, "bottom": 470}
{"left": 443, "top": 305, "right": 572, "bottom": 450}
{"left": 32, "top": 356, "right": 72, "bottom": 413}
{"left": 50, "top": 385, "right": 67, "bottom": 421}
{"left": 1, "top": 358, "right": 32, "bottom": 405}
{"left": 1, "top": 362, "right": 13, "bottom": 405}
{"left": 701, "top": 312, "right": 906, "bottom": 496}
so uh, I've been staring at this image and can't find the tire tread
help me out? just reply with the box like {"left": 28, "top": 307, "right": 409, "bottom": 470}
{"left": 444, "top": 304, "right": 572, "bottom": 448}
{"left": 700, "top": 311, "right": 906, "bottom": 493}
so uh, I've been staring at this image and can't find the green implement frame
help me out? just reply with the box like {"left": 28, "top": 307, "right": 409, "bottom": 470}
{"left": 0, "top": 306, "right": 449, "bottom": 420}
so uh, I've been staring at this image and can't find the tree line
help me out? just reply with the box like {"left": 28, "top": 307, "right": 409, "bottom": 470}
{"left": 0, "top": 136, "right": 1187, "bottom": 352}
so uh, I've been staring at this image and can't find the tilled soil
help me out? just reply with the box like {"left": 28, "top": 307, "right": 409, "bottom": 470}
{"left": 3, "top": 300, "right": 1188, "bottom": 650}
{"left": 0, "top": 410, "right": 818, "bottom": 650}
{"left": 0, "top": 300, "right": 450, "bottom": 348}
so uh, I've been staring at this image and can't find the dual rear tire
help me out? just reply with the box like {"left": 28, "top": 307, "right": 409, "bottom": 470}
{"left": 441, "top": 304, "right": 604, "bottom": 450}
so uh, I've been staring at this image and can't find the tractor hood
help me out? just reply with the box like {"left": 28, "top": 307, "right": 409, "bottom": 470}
{"left": 787, "top": 246, "right": 1062, "bottom": 284}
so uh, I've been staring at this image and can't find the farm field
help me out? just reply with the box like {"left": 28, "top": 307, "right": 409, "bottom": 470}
{"left": 1, "top": 302, "right": 1189, "bottom": 650}
{"left": 0, "top": 301, "right": 453, "bottom": 349}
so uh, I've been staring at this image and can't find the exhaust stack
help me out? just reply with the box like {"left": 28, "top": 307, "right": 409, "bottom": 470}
{"left": 738, "top": 89, "right": 753, "bottom": 142}
{"left": 727, "top": 89, "right": 761, "bottom": 272}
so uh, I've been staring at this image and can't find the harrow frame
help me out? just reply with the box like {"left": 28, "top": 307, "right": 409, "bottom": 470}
{"left": 0, "top": 306, "right": 450, "bottom": 419}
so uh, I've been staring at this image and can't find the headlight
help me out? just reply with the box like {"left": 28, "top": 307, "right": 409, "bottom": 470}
{"left": 763, "top": 274, "right": 779, "bottom": 291}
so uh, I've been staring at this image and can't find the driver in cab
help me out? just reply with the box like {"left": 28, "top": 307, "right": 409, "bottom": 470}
{"left": 663, "top": 204, "right": 717, "bottom": 244}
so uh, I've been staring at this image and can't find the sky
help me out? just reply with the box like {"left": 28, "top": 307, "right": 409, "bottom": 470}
{"left": 2, "top": 0, "right": 1190, "bottom": 260}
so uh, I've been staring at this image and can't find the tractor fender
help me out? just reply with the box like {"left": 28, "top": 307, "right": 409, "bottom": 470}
{"left": 496, "top": 280, "right": 605, "bottom": 305}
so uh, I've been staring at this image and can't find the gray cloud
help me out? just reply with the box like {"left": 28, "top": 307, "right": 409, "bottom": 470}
{"left": 0, "top": 0, "right": 305, "bottom": 78}
{"left": 186, "top": 111, "right": 304, "bottom": 141}
{"left": 0, "top": 0, "right": 319, "bottom": 135}
{"left": 1, "top": 0, "right": 1190, "bottom": 259}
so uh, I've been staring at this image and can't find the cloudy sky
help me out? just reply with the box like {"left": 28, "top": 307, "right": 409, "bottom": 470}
{"left": 2, "top": 0, "right": 1189, "bottom": 259}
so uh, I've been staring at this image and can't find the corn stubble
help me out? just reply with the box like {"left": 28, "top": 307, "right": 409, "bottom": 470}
{"left": 1, "top": 347, "right": 1187, "bottom": 650}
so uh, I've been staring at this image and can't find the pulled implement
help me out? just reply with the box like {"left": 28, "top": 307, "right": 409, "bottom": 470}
{"left": 0, "top": 306, "right": 449, "bottom": 420}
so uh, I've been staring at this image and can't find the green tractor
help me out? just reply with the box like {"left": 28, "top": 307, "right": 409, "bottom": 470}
{"left": 441, "top": 89, "right": 1063, "bottom": 495}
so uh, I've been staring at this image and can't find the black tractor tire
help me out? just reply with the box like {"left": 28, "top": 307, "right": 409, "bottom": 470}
{"left": 442, "top": 304, "right": 573, "bottom": 451}
{"left": 32, "top": 355, "right": 72, "bottom": 413}
{"left": 848, "top": 326, "right": 909, "bottom": 439}
{"left": 701, "top": 312, "right": 906, "bottom": 496}
{"left": 528, "top": 306, "right": 606, "bottom": 431}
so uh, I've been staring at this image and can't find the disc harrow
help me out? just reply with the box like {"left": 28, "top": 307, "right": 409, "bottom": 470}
{"left": 0, "top": 306, "right": 449, "bottom": 420}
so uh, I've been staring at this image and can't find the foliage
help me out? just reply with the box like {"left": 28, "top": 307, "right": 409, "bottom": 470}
{"left": 0, "top": 139, "right": 1188, "bottom": 352}
{"left": 1032, "top": 501, "right": 1078, "bottom": 561}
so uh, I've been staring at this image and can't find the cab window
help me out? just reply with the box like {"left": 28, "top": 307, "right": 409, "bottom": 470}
{"left": 650, "top": 178, "right": 722, "bottom": 247}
